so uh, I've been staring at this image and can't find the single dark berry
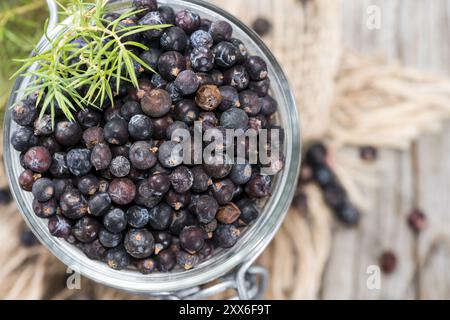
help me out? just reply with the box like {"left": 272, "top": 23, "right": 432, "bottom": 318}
{"left": 245, "top": 56, "right": 268, "bottom": 81}
{"left": 214, "top": 224, "right": 240, "bottom": 248}
{"left": 217, "top": 203, "right": 241, "bottom": 224}
{"left": 138, "top": 11, "right": 166, "bottom": 39}
{"left": 82, "top": 127, "right": 105, "bottom": 148}
{"left": 166, "top": 121, "right": 188, "bottom": 142}
{"left": 124, "top": 228, "right": 154, "bottom": 259}
{"left": 212, "top": 41, "right": 238, "bottom": 68}
{"left": 120, "top": 101, "right": 143, "bottom": 121}
{"left": 158, "top": 141, "right": 184, "bottom": 168}
{"left": 12, "top": 100, "right": 37, "bottom": 126}
{"left": 229, "top": 161, "right": 252, "bottom": 185}
{"left": 151, "top": 73, "right": 168, "bottom": 89}
{"left": 90, "top": 143, "right": 112, "bottom": 171}
{"left": 135, "top": 180, "right": 163, "bottom": 208}
{"left": 103, "top": 104, "right": 124, "bottom": 122}
{"left": 48, "top": 215, "right": 72, "bottom": 238}
{"left": 209, "top": 20, "right": 232, "bottom": 42}
{"left": 230, "top": 38, "right": 248, "bottom": 64}
{"left": 33, "top": 198, "right": 57, "bottom": 218}
{"left": 66, "top": 148, "right": 92, "bottom": 177}
{"left": 23, "top": 146, "right": 52, "bottom": 173}
{"left": 128, "top": 114, "right": 153, "bottom": 141}
{"left": 148, "top": 172, "right": 171, "bottom": 196}
{"left": 190, "top": 30, "right": 213, "bottom": 48}
{"left": 239, "top": 90, "right": 261, "bottom": 116}
{"left": 104, "top": 118, "right": 129, "bottom": 145}
{"left": 223, "top": 65, "right": 250, "bottom": 91}
{"left": 129, "top": 141, "right": 157, "bottom": 170}
{"left": 88, "top": 192, "right": 111, "bottom": 216}
{"left": 260, "top": 95, "right": 278, "bottom": 115}
{"left": 165, "top": 189, "right": 191, "bottom": 210}
{"left": 219, "top": 86, "right": 240, "bottom": 111}
{"left": 176, "top": 250, "right": 200, "bottom": 270}
{"left": 220, "top": 107, "right": 249, "bottom": 130}
{"left": 190, "top": 46, "right": 214, "bottom": 72}
{"left": 49, "top": 152, "right": 69, "bottom": 178}
{"left": 32, "top": 178, "right": 54, "bottom": 202}
{"left": 174, "top": 70, "right": 200, "bottom": 95}
{"left": 407, "top": 208, "right": 427, "bottom": 233}
{"left": 158, "top": 51, "right": 186, "bottom": 81}
{"left": 175, "top": 9, "right": 200, "bottom": 34}
{"left": 158, "top": 6, "right": 176, "bottom": 24}
{"left": 103, "top": 208, "right": 127, "bottom": 233}
{"left": 33, "top": 115, "right": 52, "bottom": 136}
{"left": 160, "top": 26, "right": 188, "bottom": 51}
{"left": 191, "top": 166, "right": 212, "bottom": 193}
{"left": 195, "top": 195, "right": 219, "bottom": 224}
{"left": 108, "top": 178, "right": 136, "bottom": 205}
{"left": 40, "top": 136, "right": 62, "bottom": 155}
{"left": 106, "top": 246, "right": 130, "bottom": 270}
{"left": 140, "top": 48, "right": 162, "bottom": 71}
{"left": 195, "top": 85, "right": 222, "bottom": 111}
{"left": 167, "top": 166, "right": 193, "bottom": 193}
{"left": 360, "top": 146, "right": 378, "bottom": 162}
{"left": 249, "top": 78, "right": 271, "bottom": 97}
{"left": 141, "top": 89, "right": 172, "bottom": 117}
{"left": 170, "top": 210, "right": 194, "bottom": 235}
{"left": 98, "top": 228, "right": 122, "bottom": 248}
{"left": 211, "top": 179, "right": 236, "bottom": 205}
{"left": 157, "top": 250, "right": 176, "bottom": 272}
{"left": 252, "top": 17, "right": 272, "bottom": 36}
{"left": 55, "top": 121, "right": 82, "bottom": 146}
{"left": 306, "top": 142, "right": 327, "bottom": 166}
{"left": 179, "top": 225, "right": 206, "bottom": 254}
{"left": 165, "top": 81, "right": 184, "bottom": 103}
{"left": 135, "top": 258, "right": 157, "bottom": 274}
{"left": 203, "top": 154, "right": 233, "bottom": 179}
{"left": 126, "top": 206, "right": 150, "bottom": 228}
{"left": 292, "top": 192, "right": 308, "bottom": 212}
{"left": 77, "top": 108, "right": 102, "bottom": 129}
{"left": 11, "top": 127, "right": 38, "bottom": 152}
{"left": 73, "top": 216, "right": 100, "bottom": 243}
{"left": 335, "top": 202, "right": 360, "bottom": 226}
{"left": 173, "top": 99, "right": 199, "bottom": 124}
{"left": 236, "top": 198, "right": 259, "bottom": 225}
{"left": 379, "top": 251, "right": 397, "bottom": 274}
{"left": 79, "top": 239, "right": 107, "bottom": 261}
{"left": 132, "top": 0, "right": 158, "bottom": 17}
{"left": 19, "top": 169, "right": 38, "bottom": 191}
{"left": 245, "top": 175, "right": 271, "bottom": 198}
{"left": 53, "top": 178, "right": 73, "bottom": 200}
{"left": 148, "top": 203, "right": 172, "bottom": 230}
{"left": 76, "top": 174, "right": 99, "bottom": 196}
{"left": 60, "top": 189, "right": 88, "bottom": 219}
{"left": 109, "top": 156, "right": 131, "bottom": 178}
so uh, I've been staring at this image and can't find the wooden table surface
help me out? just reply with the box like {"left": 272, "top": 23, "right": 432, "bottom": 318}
{"left": 321, "top": 0, "right": 450, "bottom": 299}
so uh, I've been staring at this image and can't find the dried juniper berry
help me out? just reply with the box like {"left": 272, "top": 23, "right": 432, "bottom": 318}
{"left": 158, "top": 140, "right": 183, "bottom": 168}
{"left": 132, "top": 0, "right": 158, "bottom": 17}
{"left": 165, "top": 190, "right": 191, "bottom": 210}
{"left": 229, "top": 160, "right": 252, "bottom": 185}
{"left": 212, "top": 41, "right": 238, "bottom": 68}
{"left": 190, "top": 46, "right": 214, "bottom": 72}
{"left": 60, "top": 189, "right": 88, "bottom": 219}
{"left": 194, "top": 195, "right": 219, "bottom": 224}
{"left": 77, "top": 174, "right": 100, "bottom": 195}
{"left": 219, "top": 86, "right": 240, "bottom": 111}
{"left": 135, "top": 180, "right": 163, "bottom": 208}
{"left": 196, "top": 85, "right": 222, "bottom": 111}
{"left": 202, "top": 219, "right": 218, "bottom": 236}
{"left": 33, "top": 198, "right": 57, "bottom": 218}
{"left": 33, "top": 115, "right": 52, "bottom": 136}
{"left": 106, "top": 246, "right": 130, "bottom": 270}
{"left": 79, "top": 239, "right": 107, "bottom": 261}
{"left": 128, "top": 114, "right": 153, "bottom": 141}
{"left": 166, "top": 121, "right": 188, "bottom": 142}
{"left": 158, "top": 51, "right": 186, "bottom": 81}
{"left": 220, "top": 107, "right": 249, "bottom": 130}
{"left": 48, "top": 152, "right": 69, "bottom": 178}
{"left": 40, "top": 136, "right": 62, "bottom": 155}
{"left": 148, "top": 172, "right": 171, "bottom": 196}
{"left": 140, "top": 48, "right": 162, "bottom": 71}
{"left": 103, "top": 104, "right": 124, "bottom": 122}
{"left": 11, "top": 127, "right": 38, "bottom": 152}
{"left": 120, "top": 101, "right": 143, "bottom": 121}
{"left": 53, "top": 179, "right": 73, "bottom": 200}
{"left": 23, "top": 146, "right": 52, "bottom": 173}
{"left": 153, "top": 231, "right": 172, "bottom": 254}
{"left": 90, "top": 143, "right": 112, "bottom": 171}
{"left": 190, "top": 30, "right": 213, "bottom": 48}
{"left": 108, "top": 178, "right": 136, "bottom": 205}
{"left": 158, "top": 5, "right": 175, "bottom": 24}
{"left": 252, "top": 17, "right": 272, "bottom": 37}
{"left": 239, "top": 90, "right": 261, "bottom": 116}
{"left": 230, "top": 38, "right": 248, "bottom": 64}
{"left": 174, "top": 70, "right": 200, "bottom": 95}
{"left": 176, "top": 250, "right": 200, "bottom": 270}
{"left": 217, "top": 203, "right": 241, "bottom": 224}
{"left": 179, "top": 225, "right": 206, "bottom": 254}
{"left": 211, "top": 179, "right": 236, "bottom": 205}
{"left": 209, "top": 20, "right": 232, "bottom": 41}
{"left": 98, "top": 228, "right": 122, "bottom": 248}
{"left": 88, "top": 192, "right": 111, "bottom": 216}
{"left": 245, "top": 175, "right": 271, "bottom": 198}
{"left": 19, "top": 169, "right": 38, "bottom": 191}
{"left": 54, "top": 121, "right": 82, "bottom": 146}
{"left": 157, "top": 250, "right": 176, "bottom": 272}
{"left": 175, "top": 9, "right": 200, "bottom": 34}
{"left": 141, "top": 88, "right": 172, "bottom": 117}
{"left": 138, "top": 11, "right": 166, "bottom": 39}
{"left": 170, "top": 210, "right": 194, "bottom": 235}
{"left": 214, "top": 224, "right": 240, "bottom": 248}
{"left": 73, "top": 216, "right": 100, "bottom": 243}
{"left": 66, "top": 148, "right": 92, "bottom": 177}
{"left": 129, "top": 141, "right": 157, "bottom": 170}
{"left": 249, "top": 78, "right": 271, "bottom": 97}
{"left": 76, "top": 108, "right": 102, "bottom": 129}
{"left": 203, "top": 154, "right": 233, "bottom": 179}
{"left": 82, "top": 127, "right": 104, "bottom": 149}
{"left": 200, "top": 18, "right": 212, "bottom": 31}
{"left": 165, "top": 81, "right": 184, "bottom": 103}
{"left": 245, "top": 56, "right": 268, "bottom": 81}
{"left": 103, "top": 208, "right": 127, "bottom": 233}
{"left": 191, "top": 166, "right": 212, "bottom": 193}
{"left": 160, "top": 26, "right": 188, "bottom": 52}
{"left": 151, "top": 73, "right": 168, "bottom": 89}
{"left": 32, "top": 178, "right": 54, "bottom": 202}
{"left": 12, "top": 100, "right": 37, "bottom": 126}
{"left": 104, "top": 118, "right": 129, "bottom": 145}
{"left": 260, "top": 95, "right": 278, "bottom": 115}
{"left": 173, "top": 99, "right": 200, "bottom": 124}
{"left": 126, "top": 206, "right": 150, "bottom": 228}
{"left": 135, "top": 258, "right": 157, "bottom": 274}
{"left": 148, "top": 202, "right": 172, "bottom": 230}
{"left": 236, "top": 198, "right": 259, "bottom": 225}
{"left": 223, "top": 65, "right": 250, "bottom": 91}
{"left": 335, "top": 202, "right": 360, "bottom": 226}
{"left": 109, "top": 156, "right": 131, "bottom": 178}
{"left": 48, "top": 215, "right": 72, "bottom": 238}
{"left": 168, "top": 166, "right": 193, "bottom": 193}
{"left": 124, "top": 228, "right": 154, "bottom": 259}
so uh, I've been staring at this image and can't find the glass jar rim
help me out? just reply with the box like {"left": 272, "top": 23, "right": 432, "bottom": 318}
{"left": 3, "top": 0, "right": 301, "bottom": 294}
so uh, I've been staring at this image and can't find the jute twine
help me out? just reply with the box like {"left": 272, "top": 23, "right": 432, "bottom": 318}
{"left": 3, "top": 0, "right": 450, "bottom": 299}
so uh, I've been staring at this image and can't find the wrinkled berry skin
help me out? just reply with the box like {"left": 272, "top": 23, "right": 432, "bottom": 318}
{"left": 158, "top": 51, "right": 186, "bottom": 81}
{"left": 209, "top": 20, "right": 233, "bottom": 42}
{"left": 133, "top": 0, "right": 158, "bottom": 17}
{"left": 23, "top": 146, "right": 52, "bottom": 173}
{"left": 223, "top": 65, "right": 250, "bottom": 91}
{"left": 128, "top": 114, "right": 153, "bottom": 141}
{"left": 48, "top": 215, "right": 72, "bottom": 238}
{"left": 141, "top": 89, "right": 172, "bottom": 117}
{"left": 91, "top": 143, "right": 112, "bottom": 171}
{"left": 12, "top": 100, "right": 37, "bottom": 126}
{"left": 124, "top": 228, "right": 154, "bottom": 259}
{"left": 66, "top": 148, "right": 92, "bottom": 177}
{"left": 212, "top": 42, "right": 238, "bottom": 68}
{"left": 195, "top": 85, "right": 222, "bottom": 111}
{"left": 60, "top": 189, "right": 88, "bottom": 219}
{"left": 194, "top": 195, "right": 218, "bottom": 224}
{"left": 108, "top": 178, "right": 136, "bottom": 205}
{"left": 49, "top": 153, "right": 70, "bottom": 178}
{"left": 169, "top": 166, "right": 193, "bottom": 193}
{"left": 175, "top": 70, "right": 200, "bottom": 95}
{"left": 138, "top": 11, "right": 166, "bottom": 39}
{"left": 129, "top": 141, "right": 157, "bottom": 170}
{"left": 127, "top": 206, "right": 150, "bottom": 228}
{"left": 175, "top": 9, "right": 200, "bottom": 34}
{"left": 135, "top": 258, "right": 157, "bottom": 274}
{"left": 190, "top": 47, "right": 214, "bottom": 72}
{"left": 176, "top": 250, "right": 200, "bottom": 270}
{"left": 190, "top": 30, "right": 213, "bottom": 48}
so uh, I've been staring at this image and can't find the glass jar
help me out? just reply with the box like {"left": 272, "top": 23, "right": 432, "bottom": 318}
{"left": 3, "top": 0, "right": 301, "bottom": 297}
